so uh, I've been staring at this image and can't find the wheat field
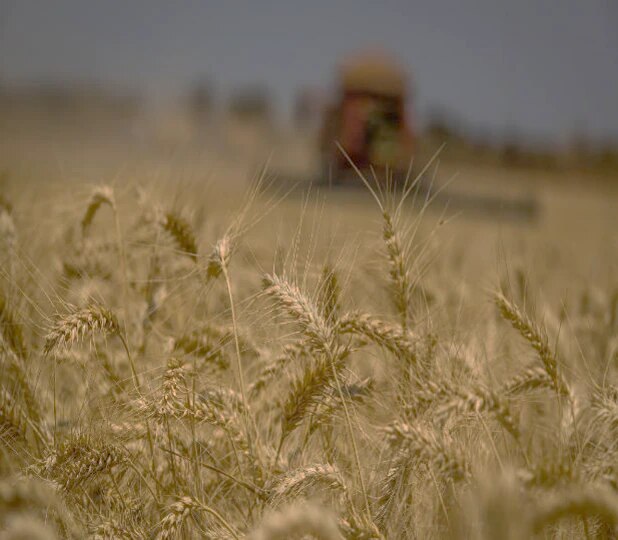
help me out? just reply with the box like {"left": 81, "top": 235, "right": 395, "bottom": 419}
{"left": 0, "top": 144, "right": 617, "bottom": 539}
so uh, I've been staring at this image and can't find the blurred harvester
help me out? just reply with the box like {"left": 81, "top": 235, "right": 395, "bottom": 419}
{"left": 320, "top": 52, "right": 415, "bottom": 185}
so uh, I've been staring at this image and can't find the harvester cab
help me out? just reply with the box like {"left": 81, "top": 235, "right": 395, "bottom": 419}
{"left": 320, "top": 52, "right": 415, "bottom": 186}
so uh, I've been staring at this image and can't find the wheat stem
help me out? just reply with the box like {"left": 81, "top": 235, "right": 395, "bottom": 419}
{"left": 328, "top": 353, "right": 372, "bottom": 521}
{"left": 222, "top": 264, "right": 257, "bottom": 467}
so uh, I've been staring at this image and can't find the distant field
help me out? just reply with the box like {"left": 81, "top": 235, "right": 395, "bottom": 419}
{"left": 0, "top": 128, "right": 617, "bottom": 538}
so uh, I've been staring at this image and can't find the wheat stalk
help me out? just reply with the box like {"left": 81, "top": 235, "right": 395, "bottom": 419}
{"left": 517, "top": 459, "right": 580, "bottom": 488}
{"left": 0, "top": 389, "right": 30, "bottom": 450}
{"left": 172, "top": 330, "right": 230, "bottom": 371}
{"left": 279, "top": 356, "right": 344, "bottom": 442}
{"left": 0, "top": 205, "right": 17, "bottom": 258}
{"left": 249, "top": 502, "right": 343, "bottom": 540}
{"left": 157, "top": 496, "right": 239, "bottom": 540}
{"left": 309, "top": 378, "right": 374, "bottom": 437}
{"left": 501, "top": 365, "right": 558, "bottom": 396}
{"left": 590, "top": 384, "right": 618, "bottom": 428}
{"left": 374, "top": 446, "right": 412, "bottom": 528}
{"left": 43, "top": 305, "right": 120, "bottom": 356}
{"left": 0, "top": 188, "right": 12, "bottom": 214}
{"left": 377, "top": 420, "right": 468, "bottom": 527}
{"left": 382, "top": 210, "right": 412, "bottom": 329}
{"left": 159, "top": 211, "right": 198, "bottom": 262}
{"left": 406, "top": 379, "right": 454, "bottom": 417}
{"left": 206, "top": 234, "right": 233, "bottom": 279}
{"left": 531, "top": 486, "right": 618, "bottom": 535}
{"left": 383, "top": 420, "right": 469, "bottom": 480}
{"left": 495, "top": 292, "right": 569, "bottom": 396}
{"left": 157, "top": 496, "right": 199, "bottom": 540}
{"left": 436, "top": 385, "right": 520, "bottom": 439}
{"left": 1, "top": 342, "right": 45, "bottom": 438}
{"left": 248, "top": 341, "right": 309, "bottom": 397}
{"left": 338, "top": 311, "right": 417, "bottom": 360}
{"left": 268, "top": 463, "right": 346, "bottom": 504}
{"left": 90, "top": 517, "right": 148, "bottom": 540}
{"left": 0, "top": 294, "right": 28, "bottom": 359}
{"left": 37, "top": 433, "right": 127, "bottom": 491}
{"left": 263, "top": 273, "right": 335, "bottom": 353}
{"left": 81, "top": 185, "right": 115, "bottom": 235}
{"left": 263, "top": 273, "right": 371, "bottom": 521}
{"left": 157, "top": 358, "right": 187, "bottom": 418}
{"left": 317, "top": 264, "right": 341, "bottom": 322}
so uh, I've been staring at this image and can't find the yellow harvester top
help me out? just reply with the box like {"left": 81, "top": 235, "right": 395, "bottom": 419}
{"left": 339, "top": 52, "right": 407, "bottom": 97}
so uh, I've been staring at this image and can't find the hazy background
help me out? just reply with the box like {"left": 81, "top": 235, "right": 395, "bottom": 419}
{"left": 2, "top": 1, "right": 618, "bottom": 140}
{"left": 1, "top": 0, "right": 618, "bottom": 186}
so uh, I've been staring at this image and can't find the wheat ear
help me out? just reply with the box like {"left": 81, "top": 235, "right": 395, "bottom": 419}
{"left": 0, "top": 294, "right": 28, "bottom": 359}
{"left": 383, "top": 420, "right": 469, "bottom": 480}
{"left": 532, "top": 486, "right": 618, "bottom": 535}
{"left": 157, "top": 496, "right": 239, "bottom": 540}
{"left": 44, "top": 304, "right": 120, "bottom": 356}
{"left": 37, "top": 433, "right": 127, "bottom": 491}
{"left": 249, "top": 502, "right": 343, "bottom": 540}
{"left": 159, "top": 211, "right": 198, "bottom": 262}
{"left": 268, "top": 463, "right": 346, "bottom": 504}
{"left": 338, "top": 311, "right": 417, "bottom": 361}
{"left": 495, "top": 292, "right": 569, "bottom": 396}
{"left": 589, "top": 385, "right": 618, "bottom": 436}
{"left": 317, "top": 264, "right": 341, "bottom": 322}
{"left": 263, "top": 273, "right": 335, "bottom": 353}
{"left": 501, "top": 365, "right": 560, "bottom": 396}
{"left": 248, "top": 341, "right": 310, "bottom": 397}
{"left": 377, "top": 420, "right": 467, "bottom": 527}
{"left": 81, "top": 185, "right": 115, "bottom": 235}
{"left": 437, "top": 385, "right": 520, "bottom": 439}
{"left": 382, "top": 210, "right": 412, "bottom": 329}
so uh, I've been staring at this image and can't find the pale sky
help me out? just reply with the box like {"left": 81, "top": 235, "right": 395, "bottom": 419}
{"left": 1, "top": 0, "right": 617, "bottom": 143}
